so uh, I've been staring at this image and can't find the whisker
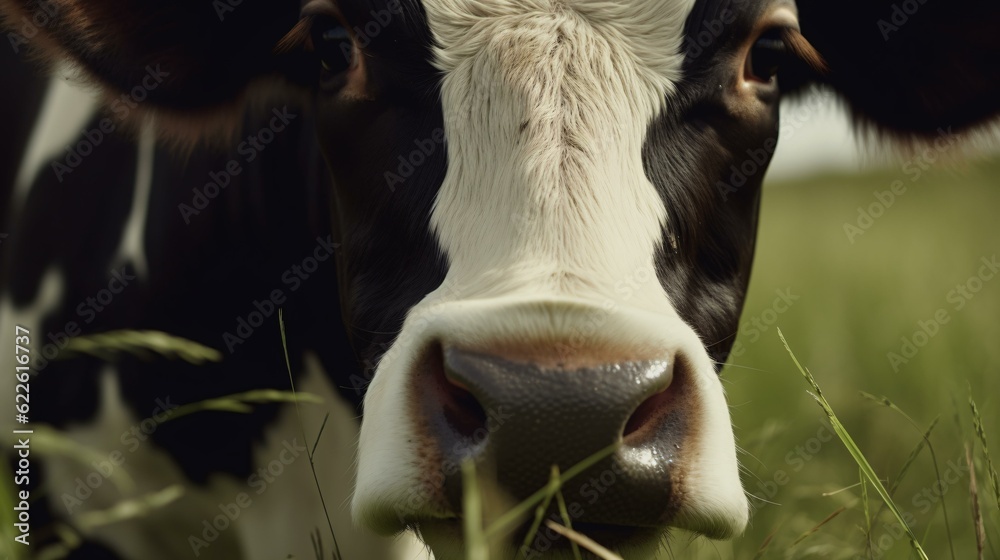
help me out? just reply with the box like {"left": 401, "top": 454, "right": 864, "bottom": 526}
{"left": 705, "top": 331, "right": 739, "bottom": 348}
{"left": 714, "top": 360, "right": 772, "bottom": 374}
{"left": 745, "top": 490, "right": 781, "bottom": 507}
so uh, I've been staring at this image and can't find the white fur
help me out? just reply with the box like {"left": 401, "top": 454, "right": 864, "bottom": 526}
{"left": 113, "top": 125, "right": 155, "bottom": 279}
{"left": 354, "top": 0, "right": 748, "bottom": 553}
{"left": 12, "top": 64, "right": 99, "bottom": 205}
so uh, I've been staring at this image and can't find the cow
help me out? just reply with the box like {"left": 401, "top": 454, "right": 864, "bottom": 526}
{"left": 1, "top": 0, "right": 998, "bottom": 559}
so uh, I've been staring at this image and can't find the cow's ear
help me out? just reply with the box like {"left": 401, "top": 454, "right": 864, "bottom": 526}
{"left": 793, "top": 0, "right": 1000, "bottom": 138}
{"left": 1, "top": 0, "right": 314, "bottom": 139}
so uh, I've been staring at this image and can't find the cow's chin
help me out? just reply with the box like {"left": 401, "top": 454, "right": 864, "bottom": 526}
{"left": 414, "top": 518, "right": 667, "bottom": 560}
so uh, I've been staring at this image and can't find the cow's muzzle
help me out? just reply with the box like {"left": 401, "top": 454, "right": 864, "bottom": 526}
{"left": 417, "top": 346, "right": 695, "bottom": 530}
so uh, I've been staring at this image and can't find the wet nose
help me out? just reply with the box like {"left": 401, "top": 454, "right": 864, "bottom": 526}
{"left": 420, "top": 347, "right": 690, "bottom": 527}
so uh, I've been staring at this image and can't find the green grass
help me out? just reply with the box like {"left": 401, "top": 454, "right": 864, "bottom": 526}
{"left": 779, "top": 329, "right": 926, "bottom": 559}
{"left": 62, "top": 330, "right": 223, "bottom": 364}
{"left": 702, "top": 155, "right": 1000, "bottom": 559}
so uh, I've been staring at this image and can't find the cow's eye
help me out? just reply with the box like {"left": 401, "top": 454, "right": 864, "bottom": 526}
{"left": 311, "top": 15, "right": 357, "bottom": 76}
{"left": 746, "top": 29, "right": 788, "bottom": 82}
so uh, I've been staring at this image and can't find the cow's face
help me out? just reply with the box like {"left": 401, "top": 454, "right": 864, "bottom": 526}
{"left": 313, "top": 0, "right": 804, "bottom": 553}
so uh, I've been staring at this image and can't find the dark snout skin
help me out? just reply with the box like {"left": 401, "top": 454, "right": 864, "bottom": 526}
{"left": 420, "top": 348, "right": 692, "bottom": 529}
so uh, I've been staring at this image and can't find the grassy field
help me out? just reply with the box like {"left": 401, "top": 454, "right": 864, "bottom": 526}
{"left": 681, "top": 154, "right": 1000, "bottom": 559}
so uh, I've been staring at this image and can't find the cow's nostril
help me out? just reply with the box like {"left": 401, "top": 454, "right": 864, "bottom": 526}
{"left": 623, "top": 358, "right": 684, "bottom": 440}
{"left": 623, "top": 387, "right": 674, "bottom": 440}
{"left": 622, "top": 372, "right": 681, "bottom": 442}
{"left": 426, "top": 346, "right": 488, "bottom": 440}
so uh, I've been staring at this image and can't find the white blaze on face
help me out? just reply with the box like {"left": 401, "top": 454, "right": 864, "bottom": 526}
{"left": 353, "top": 0, "right": 749, "bottom": 544}
{"left": 427, "top": 0, "right": 692, "bottom": 306}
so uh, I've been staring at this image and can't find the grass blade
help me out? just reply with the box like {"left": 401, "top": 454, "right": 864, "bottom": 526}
{"left": 63, "top": 330, "right": 222, "bottom": 364}
{"left": 790, "top": 506, "right": 846, "bottom": 548}
{"left": 544, "top": 521, "right": 623, "bottom": 560}
{"left": 860, "top": 468, "right": 872, "bottom": 557}
{"left": 860, "top": 392, "right": 955, "bottom": 560}
{"left": 75, "top": 485, "right": 184, "bottom": 531}
{"left": 484, "top": 442, "right": 619, "bottom": 540}
{"left": 311, "top": 527, "right": 325, "bottom": 560}
{"left": 34, "top": 523, "right": 83, "bottom": 560}
{"left": 778, "top": 329, "right": 928, "bottom": 560}
{"left": 966, "top": 444, "right": 985, "bottom": 560}
{"left": 463, "top": 459, "right": 489, "bottom": 560}
{"left": 520, "top": 467, "right": 562, "bottom": 555}
{"left": 554, "top": 478, "right": 582, "bottom": 560}
{"left": 312, "top": 413, "right": 331, "bottom": 457}
{"left": 279, "top": 309, "right": 342, "bottom": 560}
{"left": 168, "top": 389, "right": 323, "bottom": 421}
{"left": 821, "top": 482, "right": 863, "bottom": 497}
{"left": 887, "top": 418, "right": 939, "bottom": 496}
{"left": 31, "top": 426, "right": 135, "bottom": 493}
{"left": 969, "top": 392, "right": 1000, "bottom": 514}
{"left": 750, "top": 524, "right": 780, "bottom": 560}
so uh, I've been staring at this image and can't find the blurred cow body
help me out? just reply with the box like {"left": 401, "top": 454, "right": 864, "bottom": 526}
{"left": 0, "top": 58, "right": 423, "bottom": 558}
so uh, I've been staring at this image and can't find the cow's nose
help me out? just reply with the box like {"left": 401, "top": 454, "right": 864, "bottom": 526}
{"left": 419, "top": 347, "right": 690, "bottom": 528}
